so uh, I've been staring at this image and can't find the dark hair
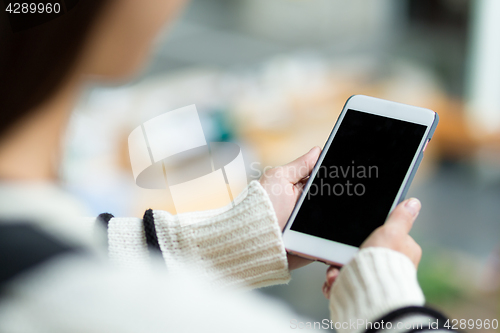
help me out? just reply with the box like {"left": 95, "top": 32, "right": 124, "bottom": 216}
{"left": 0, "top": 0, "right": 110, "bottom": 136}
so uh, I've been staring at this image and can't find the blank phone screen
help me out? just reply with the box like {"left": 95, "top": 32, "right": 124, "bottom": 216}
{"left": 290, "top": 109, "right": 427, "bottom": 247}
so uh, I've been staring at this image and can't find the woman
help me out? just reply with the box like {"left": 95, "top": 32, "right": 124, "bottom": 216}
{"left": 0, "top": 1, "right": 453, "bottom": 332}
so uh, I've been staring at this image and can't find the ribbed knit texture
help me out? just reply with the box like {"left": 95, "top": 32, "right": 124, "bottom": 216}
{"left": 108, "top": 217, "right": 151, "bottom": 270}
{"left": 107, "top": 181, "right": 291, "bottom": 288}
{"left": 329, "top": 247, "right": 425, "bottom": 333}
{"left": 153, "top": 180, "right": 291, "bottom": 289}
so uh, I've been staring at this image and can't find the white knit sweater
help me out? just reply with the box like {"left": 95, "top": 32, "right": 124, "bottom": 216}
{"left": 0, "top": 180, "right": 430, "bottom": 332}
{"left": 329, "top": 247, "right": 426, "bottom": 333}
{"left": 106, "top": 180, "right": 291, "bottom": 288}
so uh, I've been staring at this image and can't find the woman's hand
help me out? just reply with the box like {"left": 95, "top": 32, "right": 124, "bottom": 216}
{"left": 259, "top": 146, "right": 321, "bottom": 270}
{"left": 360, "top": 198, "right": 422, "bottom": 267}
{"left": 322, "top": 198, "right": 422, "bottom": 299}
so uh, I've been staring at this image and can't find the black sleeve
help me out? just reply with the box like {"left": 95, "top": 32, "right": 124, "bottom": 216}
{"left": 364, "top": 306, "right": 458, "bottom": 333}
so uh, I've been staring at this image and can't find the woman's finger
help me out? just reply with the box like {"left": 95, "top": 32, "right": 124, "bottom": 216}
{"left": 323, "top": 266, "right": 340, "bottom": 299}
{"left": 326, "top": 266, "right": 340, "bottom": 286}
{"left": 287, "top": 253, "right": 313, "bottom": 271}
{"left": 322, "top": 281, "right": 330, "bottom": 299}
{"left": 281, "top": 147, "right": 321, "bottom": 184}
{"left": 384, "top": 198, "right": 421, "bottom": 234}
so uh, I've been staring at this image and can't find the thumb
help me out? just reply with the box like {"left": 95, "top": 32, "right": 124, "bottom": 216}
{"left": 384, "top": 198, "right": 421, "bottom": 234}
{"left": 282, "top": 146, "right": 321, "bottom": 184}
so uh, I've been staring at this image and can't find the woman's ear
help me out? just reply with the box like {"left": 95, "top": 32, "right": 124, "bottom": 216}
{"left": 80, "top": 0, "right": 187, "bottom": 80}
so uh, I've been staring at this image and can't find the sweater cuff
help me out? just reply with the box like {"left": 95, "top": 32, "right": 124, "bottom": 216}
{"left": 329, "top": 247, "right": 425, "bottom": 333}
{"left": 153, "top": 180, "right": 291, "bottom": 289}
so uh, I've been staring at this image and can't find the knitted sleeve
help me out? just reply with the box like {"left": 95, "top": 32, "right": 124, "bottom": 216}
{"left": 328, "top": 247, "right": 455, "bottom": 333}
{"left": 105, "top": 180, "right": 291, "bottom": 289}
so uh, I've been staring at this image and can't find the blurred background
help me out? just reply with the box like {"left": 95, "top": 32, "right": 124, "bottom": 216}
{"left": 63, "top": 0, "right": 499, "bottom": 330}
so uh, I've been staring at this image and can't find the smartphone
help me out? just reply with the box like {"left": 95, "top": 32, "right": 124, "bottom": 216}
{"left": 282, "top": 95, "right": 439, "bottom": 266}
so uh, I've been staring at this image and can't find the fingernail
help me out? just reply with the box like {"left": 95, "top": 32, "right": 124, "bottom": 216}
{"left": 405, "top": 198, "right": 421, "bottom": 216}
